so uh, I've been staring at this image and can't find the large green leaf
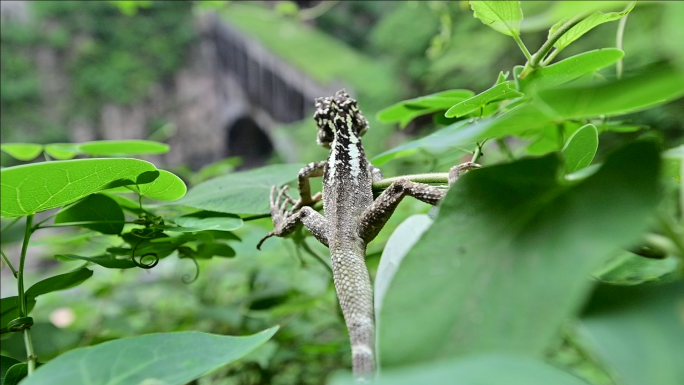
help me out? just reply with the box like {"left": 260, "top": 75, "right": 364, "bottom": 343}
{"left": 372, "top": 120, "right": 478, "bottom": 165}
{"left": 77, "top": 140, "right": 169, "bottom": 156}
{"left": 54, "top": 194, "right": 125, "bottom": 235}
{"left": 562, "top": 124, "right": 598, "bottom": 173}
{"left": 2, "top": 363, "right": 27, "bottom": 385}
{"left": 578, "top": 283, "right": 684, "bottom": 385}
{"left": 174, "top": 211, "right": 243, "bottom": 231}
{"left": 1, "top": 269, "right": 90, "bottom": 333}
{"left": 377, "top": 90, "right": 474, "bottom": 128}
{"left": 0, "top": 159, "right": 158, "bottom": 217}
{"left": 549, "top": 3, "right": 635, "bottom": 53}
{"left": 520, "top": 49, "right": 624, "bottom": 93}
{"left": 0, "top": 144, "right": 43, "bottom": 161}
{"left": 24, "top": 268, "right": 93, "bottom": 299}
{"left": 55, "top": 254, "right": 137, "bottom": 269}
{"left": 22, "top": 327, "right": 279, "bottom": 385}
{"left": 537, "top": 63, "right": 684, "bottom": 119}
{"left": 445, "top": 82, "right": 523, "bottom": 118}
{"left": 172, "top": 164, "right": 305, "bottom": 215}
{"left": 593, "top": 252, "right": 680, "bottom": 285}
{"left": 331, "top": 353, "right": 589, "bottom": 385}
{"left": 470, "top": 1, "right": 523, "bottom": 37}
{"left": 522, "top": 1, "right": 632, "bottom": 31}
{"left": 1, "top": 355, "right": 20, "bottom": 384}
{"left": 375, "top": 215, "right": 433, "bottom": 316}
{"left": 379, "top": 141, "right": 660, "bottom": 367}
{"left": 128, "top": 169, "right": 187, "bottom": 201}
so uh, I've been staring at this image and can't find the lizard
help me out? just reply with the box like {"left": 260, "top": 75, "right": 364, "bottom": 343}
{"left": 257, "top": 90, "right": 480, "bottom": 382}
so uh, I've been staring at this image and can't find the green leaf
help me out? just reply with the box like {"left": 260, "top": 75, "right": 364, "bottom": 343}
{"left": 379, "top": 141, "right": 661, "bottom": 367}
{"left": 496, "top": 71, "right": 509, "bottom": 85}
{"left": 25, "top": 268, "right": 93, "bottom": 300}
{"left": 129, "top": 169, "right": 187, "bottom": 201}
{"left": 470, "top": 1, "right": 523, "bottom": 37}
{"left": 550, "top": 3, "right": 635, "bottom": 52}
{"left": 330, "top": 354, "right": 590, "bottom": 385}
{"left": 372, "top": 121, "right": 477, "bottom": 165}
{"left": 56, "top": 254, "right": 137, "bottom": 269}
{"left": 77, "top": 140, "right": 169, "bottom": 156}
{"left": 0, "top": 159, "right": 158, "bottom": 217}
{"left": 593, "top": 252, "right": 680, "bottom": 285}
{"left": 445, "top": 82, "right": 523, "bottom": 118}
{"left": 520, "top": 49, "right": 624, "bottom": 93}
{"left": 522, "top": 1, "right": 632, "bottom": 31}
{"left": 562, "top": 124, "right": 598, "bottom": 173}
{"left": 578, "top": 283, "right": 684, "bottom": 385}
{"left": 0, "top": 143, "right": 43, "bottom": 161}
{"left": 538, "top": 63, "right": 684, "bottom": 119}
{"left": 376, "top": 90, "right": 474, "bottom": 128}
{"left": 22, "top": 327, "right": 279, "bottom": 385}
{"left": 0, "top": 297, "right": 36, "bottom": 334}
{"left": 196, "top": 242, "right": 236, "bottom": 259}
{"left": 174, "top": 211, "right": 243, "bottom": 232}
{"left": 662, "top": 145, "right": 682, "bottom": 182}
{"left": 375, "top": 215, "right": 432, "bottom": 316}
{"left": 2, "top": 363, "right": 27, "bottom": 385}
{"left": 43, "top": 143, "right": 80, "bottom": 160}
{"left": 172, "top": 164, "right": 305, "bottom": 215}
{"left": 1, "top": 355, "right": 21, "bottom": 384}
{"left": 54, "top": 194, "right": 125, "bottom": 235}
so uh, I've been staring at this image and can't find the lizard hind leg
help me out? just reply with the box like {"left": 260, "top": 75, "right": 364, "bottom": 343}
{"left": 257, "top": 185, "right": 330, "bottom": 250}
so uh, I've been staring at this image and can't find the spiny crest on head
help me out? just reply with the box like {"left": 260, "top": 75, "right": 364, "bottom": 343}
{"left": 314, "top": 89, "right": 369, "bottom": 148}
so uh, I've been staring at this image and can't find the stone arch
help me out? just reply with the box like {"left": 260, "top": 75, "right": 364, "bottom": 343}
{"left": 225, "top": 116, "right": 274, "bottom": 169}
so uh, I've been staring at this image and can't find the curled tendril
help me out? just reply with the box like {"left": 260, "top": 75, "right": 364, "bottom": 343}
{"left": 130, "top": 229, "right": 161, "bottom": 269}
{"left": 181, "top": 256, "right": 200, "bottom": 284}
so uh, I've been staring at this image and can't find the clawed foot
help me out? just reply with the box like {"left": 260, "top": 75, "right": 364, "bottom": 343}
{"left": 257, "top": 185, "right": 297, "bottom": 250}
{"left": 448, "top": 162, "right": 482, "bottom": 185}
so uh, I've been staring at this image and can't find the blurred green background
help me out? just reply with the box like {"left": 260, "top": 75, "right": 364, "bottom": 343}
{"left": 1, "top": 1, "right": 682, "bottom": 384}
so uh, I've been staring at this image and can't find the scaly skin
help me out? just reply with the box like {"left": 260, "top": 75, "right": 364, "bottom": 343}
{"left": 258, "top": 90, "right": 480, "bottom": 382}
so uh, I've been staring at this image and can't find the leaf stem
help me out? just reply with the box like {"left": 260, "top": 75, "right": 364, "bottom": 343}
{"left": 1, "top": 248, "right": 18, "bottom": 277}
{"left": 18, "top": 214, "right": 37, "bottom": 375}
{"left": 1, "top": 217, "right": 21, "bottom": 233}
{"left": 496, "top": 138, "right": 515, "bottom": 160}
{"left": 520, "top": 13, "right": 587, "bottom": 78}
{"left": 616, "top": 13, "right": 629, "bottom": 79}
{"left": 372, "top": 173, "right": 450, "bottom": 191}
{"left": 512, "top": 33, "right": 533, "bottom": 62}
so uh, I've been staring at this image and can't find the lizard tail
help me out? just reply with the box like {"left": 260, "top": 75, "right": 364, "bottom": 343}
{"left": 331, "top": 249, "right": 376, "bottom": 381}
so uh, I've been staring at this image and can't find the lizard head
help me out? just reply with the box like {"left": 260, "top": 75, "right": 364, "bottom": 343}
{"left": 313, "top": 89, "right": 369, "bottom": 149}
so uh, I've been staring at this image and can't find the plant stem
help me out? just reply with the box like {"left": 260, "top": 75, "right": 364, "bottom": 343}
{"left": 512, "top": 33, "right": 533, "bottom": 62}
{"left": 472, "top": 139, "right": 488, "bottom": 164}
{"left": 520, "top": 13, "right": 587, "bottom": 78}
{"left": 24, "top": 329, "right": 37, "bottom": 374}
{"left": 18, "top": 214, "right": 37, "bottom": 375}
{"left": 1, "top": 248, "right": 18, "bottom": 277}
{"left": 616, "top": 13, "right": 629, "bottom": 79}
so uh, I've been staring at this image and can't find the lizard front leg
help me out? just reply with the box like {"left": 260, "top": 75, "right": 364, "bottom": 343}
{"left": 292, "top": 161, "right": 326, "bottom": 211}
{"left": 257, "top": 185, "right": 329, "bottom": 249}
{"left": 358, "top": 162, "right": 480, "bottom": 243}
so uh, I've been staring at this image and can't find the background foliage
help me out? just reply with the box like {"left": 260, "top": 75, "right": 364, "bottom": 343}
{"left": 1, "top": 1, "right": 683, "bottom": 385}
